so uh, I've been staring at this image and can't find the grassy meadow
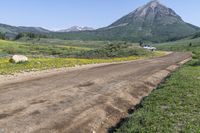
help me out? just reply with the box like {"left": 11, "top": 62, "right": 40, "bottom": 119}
{"left": 116, "top": 37, "right": 200, "bottom": 133}
{"left": 154, "top": 37, "right": 200, "bottom": 53}
{"left": 0, "top": 39, "right": 164, "bottom": 74}
{"left": 0, "top": 39, "right": 91, "bottom": 57}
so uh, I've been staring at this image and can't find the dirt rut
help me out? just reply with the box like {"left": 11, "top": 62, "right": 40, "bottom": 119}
{"left": 0, "top": 52, "right": 191, "bottom": 133}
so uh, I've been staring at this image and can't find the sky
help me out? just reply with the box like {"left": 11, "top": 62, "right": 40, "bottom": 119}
{"left": 0, "top": 0, "right": 199, "bottom": 31}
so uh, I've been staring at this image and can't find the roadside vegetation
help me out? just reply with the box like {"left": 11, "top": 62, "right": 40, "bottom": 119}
{"left": 116, "top": 37, "right": 200, "bottom": 133}
{"left": 0, "top": 52, "right": 164, "bottom": 75}
{"left": 0, "top": 56, "right": 140, "bottom": 75}
{"left": 0, "top": 39, "right": 164, "bottom": 74}
{"left": 116, "top": 63, "right": 200, "bottom": 133}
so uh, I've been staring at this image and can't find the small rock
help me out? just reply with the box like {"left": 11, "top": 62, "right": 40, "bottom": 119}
{"left": 10, "top": 55, "right": 28, "bottom": 63}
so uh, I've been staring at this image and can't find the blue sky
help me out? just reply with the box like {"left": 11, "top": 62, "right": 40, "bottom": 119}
{"left": 0, "top": 0, "right": 199, "bottom": 30}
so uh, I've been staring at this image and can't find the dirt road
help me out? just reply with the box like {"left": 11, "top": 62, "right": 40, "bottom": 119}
{"left": 0, "top": 52, "right": 191, "bottom": 133}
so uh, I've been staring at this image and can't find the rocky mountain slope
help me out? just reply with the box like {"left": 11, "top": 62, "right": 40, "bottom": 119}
{"left": 97, "top": 0, "right": 199, "bottom": 42}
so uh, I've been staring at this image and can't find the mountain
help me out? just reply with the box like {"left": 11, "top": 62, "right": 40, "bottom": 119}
{"left": 59, "top": 0, "right": 200, "bottom": 42}
{"left": 1, "top": 0, "right": 199, "bottom": 42}
{"left": 58, "top": 26, "right": 94, "bottom": 32}
{"left": 98, "top": 0, "right": 199, "bottom": 42}
{"left": 0, "top": 23, "right": 50, "bottom": 38}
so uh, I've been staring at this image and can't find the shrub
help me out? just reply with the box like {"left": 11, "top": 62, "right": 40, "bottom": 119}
{"left": 77, "top": 43, "right": 151, "bottom": 58}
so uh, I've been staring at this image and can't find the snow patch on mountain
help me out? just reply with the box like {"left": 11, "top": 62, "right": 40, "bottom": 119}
{"left": 58, "top": 26, "right": 94, "bottom": 32}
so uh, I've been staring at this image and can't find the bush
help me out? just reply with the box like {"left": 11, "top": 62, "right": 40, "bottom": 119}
{"left": 77, "top": 43, "right": 151, "bottom": 58}
{"left": 189, "top": 59, "right": 200, "bottom": 66}
{"left": 190, "top": 51, "right": 200, "bottom": 66}
{"left": 3, "top": 47, "right": 28, "bottom": 55}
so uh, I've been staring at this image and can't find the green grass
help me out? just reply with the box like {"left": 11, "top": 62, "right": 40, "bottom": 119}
{"left": 0, "top": 39, "right": 91, "bottom": 57}
{"left": 0, "top": 39, "right": 165, "bottom": 75}
{"left": 116, "top": 37, "right": 200, "bottom": 133}
{"left": 0, "top": 39, "right": 139, "bottom": 57}
{"left": 154, "top": 37, "right": 200, "bottom": 53}
{"left": 116, "top": 63, "right": 200, "bottom": 133}
{"left": 17, "top": 38, "right": 111, "bottom": 48}
{"left": 0, "top": 55, "right": 152, "bottom": 75}
{"left": 0, "top": 51, "right": 164, "bottom": 75}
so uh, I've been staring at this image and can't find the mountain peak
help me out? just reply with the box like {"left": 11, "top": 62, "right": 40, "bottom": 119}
{"left": 147, "top": 0, "right": 160, "bottom": 7}
{"left": 109, "top": 0, "right": 183, "bottom": 27}
{"left": 133, "top": 0, "right": 176, "bottom": 18}
{"left": 145, "top": 0, "right": 164, "bottom": 10}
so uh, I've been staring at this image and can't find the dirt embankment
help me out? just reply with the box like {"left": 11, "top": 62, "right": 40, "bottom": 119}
{"left": 0, "top": 52, "right": 191, "bottom": 133}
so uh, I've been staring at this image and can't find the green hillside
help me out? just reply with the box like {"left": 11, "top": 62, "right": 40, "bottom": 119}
{"left": 0, "top": 23, "right": 50, "bottom": 39}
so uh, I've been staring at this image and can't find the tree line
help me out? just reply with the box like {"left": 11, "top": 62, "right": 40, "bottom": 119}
{"left": 15, "top": 32, "right": 48, "bottom": 40}
{"left": 0, "top": 32, "right": 5, "bottom": 40}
